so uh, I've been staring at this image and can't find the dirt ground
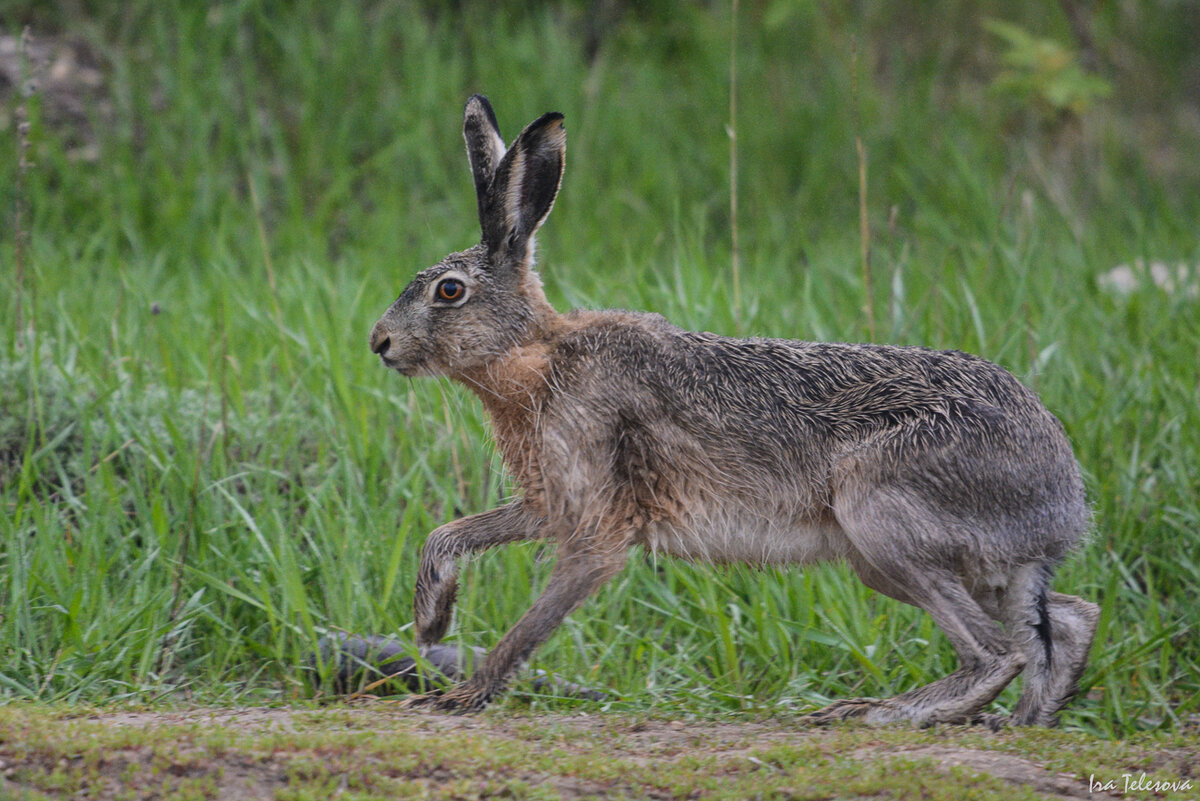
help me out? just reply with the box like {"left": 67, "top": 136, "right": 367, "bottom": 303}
{"left": 3, "top": 705, "right": 1190, "bottom": 800}
{"left": 92, "top": 706, "right": 1079, "bottom": 799}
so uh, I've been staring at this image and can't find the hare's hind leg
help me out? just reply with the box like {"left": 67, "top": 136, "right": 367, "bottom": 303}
{"left": 806, "top": 560, "right": 1026, "bottom": 727}
{"left": 414, "top": 501, "right": 543, "bottom": 646}
{"left": 807, "top": 493, "right": 1025, "bottom": 727}
{"left": 1008, "top": 589, "right": 1099, "bottom": 727}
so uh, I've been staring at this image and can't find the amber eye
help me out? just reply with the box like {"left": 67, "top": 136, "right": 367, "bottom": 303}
{"left": 435, "top": 278, "right": 466, "bottom": 303}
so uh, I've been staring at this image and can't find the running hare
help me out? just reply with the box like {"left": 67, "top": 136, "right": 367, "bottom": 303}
{"left": 369, "top": 96, "right": 1097, "bottom": 726}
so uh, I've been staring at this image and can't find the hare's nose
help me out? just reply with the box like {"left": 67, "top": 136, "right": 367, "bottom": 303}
{"left": 369, "top": 326, "right": 391, "bottom": 355}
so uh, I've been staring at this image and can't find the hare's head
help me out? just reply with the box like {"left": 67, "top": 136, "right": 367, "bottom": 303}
{"left": 369, "top": 96, "right": 565, "bottom": 377}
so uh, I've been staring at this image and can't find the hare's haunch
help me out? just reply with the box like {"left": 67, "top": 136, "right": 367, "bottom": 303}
{"left": 369, "top": 96, "right": 1097, "bottom": 725}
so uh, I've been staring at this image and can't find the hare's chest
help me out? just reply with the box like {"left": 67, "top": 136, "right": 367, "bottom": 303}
{"left": 466, "top": 344, "right": 556, "bottom": 504}
{"left": 482, "top": 398, "right": 546, "bottom": 504}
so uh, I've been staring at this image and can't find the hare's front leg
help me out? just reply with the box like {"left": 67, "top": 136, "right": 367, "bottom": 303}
{"left": 414, "top": 501, "right": 543, "bottom": 646}
{"left": 406, "top": 541, "right": 630, "bottom": 713}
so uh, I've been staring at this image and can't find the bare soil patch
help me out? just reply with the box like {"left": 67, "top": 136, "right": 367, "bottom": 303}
{"left": 3, "top": 705, "right": 1184, "bottom": 800}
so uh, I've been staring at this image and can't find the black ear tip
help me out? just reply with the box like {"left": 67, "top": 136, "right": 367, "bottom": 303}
{"left": 528, "top": 111, "right": 566, "bottom": 135}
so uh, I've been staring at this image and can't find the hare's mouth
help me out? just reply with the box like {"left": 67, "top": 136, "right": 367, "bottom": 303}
{"left": 379, "top": 354, "right": 430, "bottom": 377}
{"left": 380, "top": 356, "right": 418, "bottom": 376}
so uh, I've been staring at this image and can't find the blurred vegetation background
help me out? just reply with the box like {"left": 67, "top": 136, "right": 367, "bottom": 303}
{"left": 1, "top": 1, "right": 1197, "bottom": 736}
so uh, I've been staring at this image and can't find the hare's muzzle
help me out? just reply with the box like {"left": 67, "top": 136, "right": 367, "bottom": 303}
{"left": 369, "top": 324, "right": 391, "bottom": 356}
{"left": 369, "top": 321, "right": 406, "bottom": 371}
{"left": 369, "top": 320, "right": 423, "bottom": 375}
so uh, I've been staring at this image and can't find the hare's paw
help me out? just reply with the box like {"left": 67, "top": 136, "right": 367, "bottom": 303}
{"left": 400, "top": 690, "right": 443, "bottom": 711}
{"left": 413, "top": 611, "right": 451, "bottom": 648}
{"left": 413, "top": 565, "right": 459, "bottom": 646}
{"left": 802, "top": 697, "right": 881, "bottom": 726}
{"left": 806, "top": 698, "right": 1002, "bottom": 727}
{"left": 970, "top": 712, "right": 1010, "bottom": 732}
{"left": 402, "top": 683, "right": 490, "bottom": 715}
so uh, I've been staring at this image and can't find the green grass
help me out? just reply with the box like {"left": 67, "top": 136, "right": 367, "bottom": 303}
{"left": 2, "top": 0, "right": 1198, "bottom": 740}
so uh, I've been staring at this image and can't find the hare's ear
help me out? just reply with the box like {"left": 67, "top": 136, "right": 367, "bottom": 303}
{"left": 480, "top": 111, "right": 565, "bottom": 270}
{"left": 463, "top": 95, "right": 506, "bottom": 219}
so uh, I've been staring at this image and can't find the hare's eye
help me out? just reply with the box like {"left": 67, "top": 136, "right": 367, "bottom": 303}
{"left": 435, "top": 278, "right": 466, "bottom": 303}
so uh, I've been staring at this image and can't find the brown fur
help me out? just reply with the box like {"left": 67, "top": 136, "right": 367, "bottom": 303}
{"left": 368, "top": 96, "right": 1098, "bottom": 723}
{"left": 458, "top": 341, "right": 554, "bottom": 510}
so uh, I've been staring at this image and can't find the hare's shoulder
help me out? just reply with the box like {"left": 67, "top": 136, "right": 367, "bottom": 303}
{"left": 553, "top": 308, "right": 679, "bottom": 348}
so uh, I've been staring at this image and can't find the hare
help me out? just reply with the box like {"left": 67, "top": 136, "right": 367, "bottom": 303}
{"left": 368, "top": 95, "right": 1098, "bottom": 726}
